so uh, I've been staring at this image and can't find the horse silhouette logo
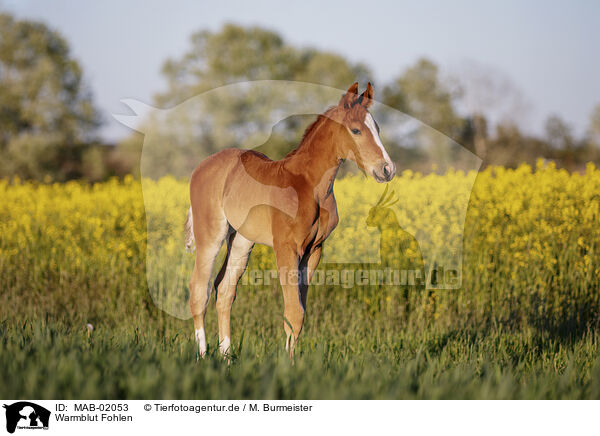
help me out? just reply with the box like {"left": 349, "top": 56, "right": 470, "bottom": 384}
{"left": 366, "top": 185, "right": 425, "bottom": 283}
{"left": 114, "top": 80, "right": 481, "bottom": 319}
{"left": 3, "top": 402, "right": 50, "bottom": 433}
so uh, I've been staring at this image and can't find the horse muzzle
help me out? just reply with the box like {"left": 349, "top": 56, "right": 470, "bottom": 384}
{"left": 373, "top": 162, "right": 396, "bottom": 183}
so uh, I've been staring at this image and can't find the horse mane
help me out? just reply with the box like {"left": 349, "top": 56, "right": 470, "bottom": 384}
{"left": 285, "top": 106, "right": 337, "bottom": 158}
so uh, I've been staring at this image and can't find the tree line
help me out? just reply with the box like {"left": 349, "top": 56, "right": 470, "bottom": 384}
{"left": 1, "top": 14, "right": 599, "bottom": 181}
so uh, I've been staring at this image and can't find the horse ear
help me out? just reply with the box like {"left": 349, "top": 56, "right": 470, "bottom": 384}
{"left": 357, "top": 82, "right": 374, "bottom": 108}
{"left": 339, "top": 82, "right": 359, "bottom": 109}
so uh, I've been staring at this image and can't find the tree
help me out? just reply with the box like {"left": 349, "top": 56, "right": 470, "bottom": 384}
{"left": 155, "top": 24, "right": 370, "bottom": 107}
{"left": 450, "top": 60, "right": 530, "bottom": 159}
{"left": 116, "top": 24, "right": 371, "bottom": 177}
{"left": 380, "top": 58, "right": 473, "bottom": 171}
{"left": 486, "top": 121, "right": 547, "bottom": 168}
{"left": 545, "top": 115, "right": 574, "bottom": 150}
{"left": 382, "top": 58, "right": 463, "bottom": 140}
{"left": 588, "top": 104, "right": 600, "bottom": 148}
{"left": 545, "top": 115, "right": 577, "bottom": 170}
{"left": 0, "top": 13, "right": 99, "bottom": 181}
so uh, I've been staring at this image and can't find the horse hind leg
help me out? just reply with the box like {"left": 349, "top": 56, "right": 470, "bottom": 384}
{"left": 215, "top": 231, "right": 254, "bottom": 356}
{"left": 189, "top": 213, "right": 229, "bottom": 359}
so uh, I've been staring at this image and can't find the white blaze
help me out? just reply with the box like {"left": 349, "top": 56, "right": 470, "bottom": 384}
{"left": 365, "top": 113, "right": 392, "bottom": 165}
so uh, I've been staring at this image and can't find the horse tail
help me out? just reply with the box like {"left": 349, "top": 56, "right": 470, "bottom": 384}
{"left": 184, "top": 206, "right": 195, "bottom": 252}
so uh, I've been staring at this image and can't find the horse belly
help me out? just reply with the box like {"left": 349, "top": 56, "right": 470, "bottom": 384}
{"left": 223, "top": 166, "right": 299, "bottom": 247}
{"left": 225, "top": 204, "right": 274, "bottom": 246}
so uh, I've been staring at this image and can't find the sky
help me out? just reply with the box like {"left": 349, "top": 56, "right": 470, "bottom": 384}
{"left": 2, "top": 0, "right": 599, "bottom": 142}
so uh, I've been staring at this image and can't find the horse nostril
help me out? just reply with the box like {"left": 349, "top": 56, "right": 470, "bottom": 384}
{"left": 383, "top": 163, "right": 392, "bottom": 179}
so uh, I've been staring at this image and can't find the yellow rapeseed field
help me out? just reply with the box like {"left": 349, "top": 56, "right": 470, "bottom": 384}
{"left": 1, "top": 160, "right": 599, "bottom": 331}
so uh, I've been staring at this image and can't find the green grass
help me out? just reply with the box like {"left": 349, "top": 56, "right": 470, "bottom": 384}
{"left": 2, "top": 174, "right": 600, "bottom": 399}
{"left": 2, "top": 241, "right": 600, "bottom": 399}
{"left": 2, "top": 318, "right": 600, "bottom": 399}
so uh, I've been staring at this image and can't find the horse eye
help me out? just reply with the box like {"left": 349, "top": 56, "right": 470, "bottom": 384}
{"left": 351, "top": 128, "right": 361, "bottom": 135}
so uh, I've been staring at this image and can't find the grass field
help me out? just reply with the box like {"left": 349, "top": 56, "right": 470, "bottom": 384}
{"left": 1, "top": 162, "right": 600, "bottom": 399}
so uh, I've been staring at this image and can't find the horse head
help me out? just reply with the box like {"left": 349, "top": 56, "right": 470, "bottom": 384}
{"left": 333, "top": 82, "right": 396, "bottom": 183}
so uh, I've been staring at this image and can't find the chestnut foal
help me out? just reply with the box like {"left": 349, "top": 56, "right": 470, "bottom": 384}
{"left": 186, "top": 82, "right": 395, "bottom": 357}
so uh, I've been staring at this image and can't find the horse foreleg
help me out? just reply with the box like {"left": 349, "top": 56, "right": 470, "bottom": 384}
{"left": 274, "top": 244, "right": 305, "bottom": 354}
{"left": 299, "top": 244, "right": 322, "bottom": 309}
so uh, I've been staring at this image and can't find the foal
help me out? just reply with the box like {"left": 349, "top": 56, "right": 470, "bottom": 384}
{"left": 186, "top": 82, "right": 395, "bottom": 357}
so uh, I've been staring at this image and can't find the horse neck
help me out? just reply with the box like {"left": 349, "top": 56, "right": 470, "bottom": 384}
{"left": 284, "top": 116, "right": 343, "bottom": 198}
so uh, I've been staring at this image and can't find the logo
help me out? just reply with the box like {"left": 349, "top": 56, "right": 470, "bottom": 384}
{"left": 113, "top": 81, "right": 481, "bottom": 319}
{"left": 3, "top": 402, "right": 50, "bottom": 434}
